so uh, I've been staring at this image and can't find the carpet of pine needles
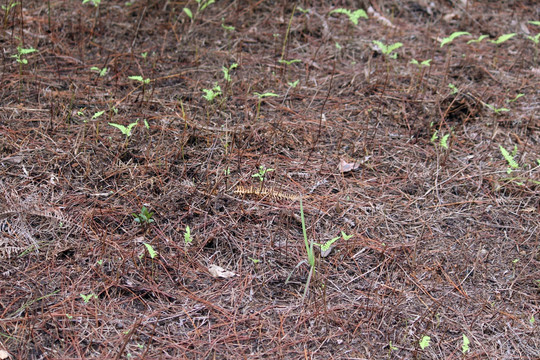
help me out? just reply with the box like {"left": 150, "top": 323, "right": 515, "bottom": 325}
{"left": 0, "top": 1, "right": 539, "bottom": 358}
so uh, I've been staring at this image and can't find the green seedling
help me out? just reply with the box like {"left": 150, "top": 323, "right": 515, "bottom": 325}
{"left": 448, "top": 83, "right": 459, "bottom": 94}
{"left": 2, "top": 1, "right": 18, "bottom": 28}
{"left": 297, "top": 6, "right": 309, "bottom": 14}
{"left": 507, "top": 93, "right": 524, "bottom": 103}
{"left": 372, "top": 40, "right": 403, "bottom": 58}
{"left": 222, "top": 63, "right": 238, "bottom": 82}
{"left": 221, "top": 18, "right": 235, "bottom": 31}
{"left": 80, "top": 293, "right": 97, "bottom": 303}
{"left": 195, "top": 0, "right": 214, "bottom": 11}
{"left": 202, "top": 83, "right": 222, "bottom": 102}
{"left": 12, "top": 46, "right": 37, "bottom": 65}
{"left": 129, "top": 75, "right": 151, "bottom": 103}
{"left": 439, "top": 31, "right": 471, "bottom": 47}
{"left": 141, "top": 52, "right": 148, "bottom": 59}
{"left": 528, "top": 21, "right": 540, "bottom": 26}
{"left": 419, "top": 335, "right": 431, "bottom": 350}
{"left": 1, "top": 1, "right": 18, "bottom": 12}
{"left": 2, "top": 0, "right": 18, "bottom": 26}
{"left": 184, "top": 226, "right": 192, "bottom": 245}
{"left": 329, "top": 8, "right": 368, "bottom": 26}
{"left": 526, "top": 33, "right": 540, "bottom": 61}
{"left": 499, "top": 145, "right": 519, "bottom": 173}
{"left": 90, "top": 66, "right": 108, "bottom": 77}
{"left": 133, "top": 206, "right": 154, "bottom": 225}
{"left": 314, "top": 231, "right": 352, "bottom": 257}
{"left": 462, "top": 334, "right": 470, "bottom": 354}
{"left": 530, "top": 314, "right": 535, "bottom": 325}
{"left": 92, "top": 110, "right": 105, "bottom": 120}
{"left": 143, "top": 243, "right": 157, "bottom": 259}
{"left": 467, "top": 34, "right": 489, "bottom": 44}
{"left": 278, "top": 58, "right": 301, "bottom": 65}
{"left": 410, "top": 58, "right": 431, "bottom": 67}
{"left": 183, "top": 0, "right": 214, "bottom": 22}
{"left": 183, "top": 7, "right": 193, "bottom": 19}
{"left": 287, "top": 79, "right": 299, "bottom": 88}
{"left": 128, "top": 75, "right": 150, "bottom": 84}
{"left": 489, "top": 33, "right": 516, "bottom": 44}
{"left": 300, "top": 198, "right": 315, "bottom": 299}
{"left": 248, "top": 257, "right": 260, "bottom": 264}
{"left": 252, "top": 165, "right": 274, "bottom": 182}
{"left": 253, "top": 92, "right": 279, "bottom": 121}
{"left": 109, "top": 120, "right": 138, "bottom": 145}
{"left": 431, "top": 130, "right": 450, "bottom": 149}
{"left": 388, "top": 341, "right": 398, "bottom": 356}
{"left": 82, "top": 0, "right": 100, "bottom": 6}
{"left": 485, "top": 103, "right": 510, "bottom": 114}
{"left": 96, "top": 259, "right": 103, "bottom": 265}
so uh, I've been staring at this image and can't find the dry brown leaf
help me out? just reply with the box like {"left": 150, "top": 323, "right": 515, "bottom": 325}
{"left": 208, "top": 264, "right": 236, "bottom": 278}
{"left": 339, "top": 159, "right": 361, "bottom": 173}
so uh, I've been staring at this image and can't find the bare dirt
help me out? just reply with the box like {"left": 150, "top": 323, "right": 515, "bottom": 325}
{"left": 0, "top": 0, "right": 539, "bottom": 358}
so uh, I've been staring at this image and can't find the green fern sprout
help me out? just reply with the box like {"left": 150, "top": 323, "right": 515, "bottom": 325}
{"left": 439, "top": 31, "right": 471, "bottom": 47}
{"left": 329, "top": 8, "right": 368, "bottom": 26}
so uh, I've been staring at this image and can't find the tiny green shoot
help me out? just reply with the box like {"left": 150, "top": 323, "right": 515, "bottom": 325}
{"left": 530, "top": 314, "right": 535, "bottom": 325}
{"left": 410, "top": 58, "right": 431, "bottom": 67}
{"left": 221, "top": 18, "right": 235, "bottom": 31}
{"left": 440, "top": 133, "right": 450, "bottom": 149}
{"left": 202, "top": 83, "right": 222, "bottom": 102}
{"left": 92, "top": 110, "right": 105, "bottom": 120}
{"left": 467, "top": 34, "right": 489, "bottom": 44}
{"left": 388, "top": 341, "right": 398, "bottom": 356}
{"left": 1, "top": 1, "right": 18, "bottom": 12}
{"left": 419, "top": 335, "right": 431, "bottom": 350}
{"left": 252, "top": 165, "right": 274, "bottom": 182}
{"left": 82, "top": 0, "right": 100, "bottom": 7}
{"left": 184, "top": 226, "right": 192, "bottom": 245}
{"left": 507, "top": 93, "right": 524, "bottom": 103}
{"left": 141, "top": 52, "right": 148, "bottom": 59}
{"left": 372, "top": 40, "right": 403, "bottom": 58}
{"left": 297, "top": 6, "right": 309, "bottom": 14}
{"left": 109, "top": 120, "right": 138, "bottom": 142}
{"left": 183, "top": 7, "right": 193, "bottom": 19}
{"left": 462, "top": 334, "right": 470, "bottom": 354}
{"left": 12, "top": 46, "right": 37, "bottom": 65}
{"left": 196, "top": 0, "right": 214, "bottom": 11}
{"left": 248, "top": 257, "right": 260, "bottom": 264}
{"left": 287, "top": 79, "right": 299, "bottom": 88}
{"left": 222, "top": 63, "right": 238, "bottom": 82}
{"left": 143, "top": 243, "right": 157, "bottom": 259}
{"left": 529, "top": 21, "right": 540, "bottom": 26}
{"left": 448, "top": 83, "right": 459, "bottom": 94}
{"left": 300, "top": 197, "right": 315, "bottom": 299}
{"left": 329, "top": 8, "right": 368, "bottom": 26}
{"left": 253, "top": 92, "right": 279, "bottom": 121}
{"left": 80, "top": 293, "right": 97, "bottom": 303}
{"left": 489, "top": 33, "right": 516, "bottom": 44}
{"left": 91, "top": 66, "right": 108, "bottom": 77}
{"left": 278, "top": 58, "right": 301, "bottom": 65}
{"left": 133, "top": 206, "right": 154, "bottom": 225}
{"left": 499, "top": 145, "right": 519, "bottom": 173}
{"left": 485, "top": 103, "right": 510, "bottom": 114}
{"left": 439, "top": 31, "right": 471, "bottom": 47}
{"left": 128, "top": 75, "right": 150, "bottom": 84}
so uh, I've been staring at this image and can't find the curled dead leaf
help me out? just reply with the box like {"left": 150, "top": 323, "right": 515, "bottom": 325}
{"left": 208, "top": 264, "right": 236, "bottom": 278}
{"left": 339, "top": 159, "right": 360, "bottom": 173}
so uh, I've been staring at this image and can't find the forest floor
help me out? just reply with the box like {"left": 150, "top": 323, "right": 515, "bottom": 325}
{"left": 0, "top": 0, "right": 539, "bottom": 358}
